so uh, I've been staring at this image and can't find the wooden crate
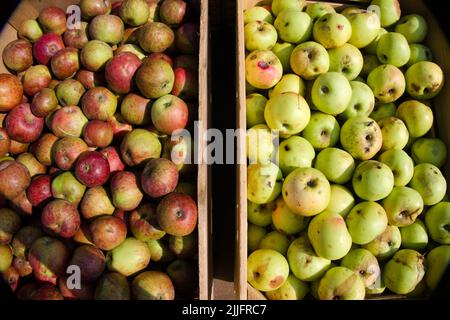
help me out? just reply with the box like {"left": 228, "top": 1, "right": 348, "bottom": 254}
{"left": 0, "top": 0, "right": 212, "bottom": 300}
{"left": 236, "top": 0, "right": 450, "bottom": 300}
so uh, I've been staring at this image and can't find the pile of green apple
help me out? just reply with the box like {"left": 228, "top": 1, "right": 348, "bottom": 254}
{"left": 245, "top": 0, "right": 449, "bottom": 300}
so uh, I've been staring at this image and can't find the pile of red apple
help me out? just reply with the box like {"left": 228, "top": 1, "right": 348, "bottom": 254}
{"left": 244, "top": 0, "right": 449, "bottom": 300}
{"left": 0, "top": 0, "right": 200, "bottom": 300}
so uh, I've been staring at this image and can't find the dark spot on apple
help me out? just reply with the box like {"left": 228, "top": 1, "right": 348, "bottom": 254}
{"left": 305, "top": 257, "right": 312, "bottom": 264}
{"left": 356, "top": 175, "right": 362, "bottom": 181}
{"left": 376, "top": 164, "right": 382, "bottom": 169}
{"left": 423, "top": 87, "right": 430, "bottom": 95}
{"left": 365, "top": 134, "right": 373, "bottom": 141}
{"left": 258, "top": 61, "right": 269, "bottom": 70}
{"left": 387, "top": 241, "right": 393, "bottom": 246}
{"left": 320, "top": 129, "right": 328, "bottom": 136}
{"left": 366, "top": 121, "right": 374, "bottom": 127}
{"left": 321, "top": 86, "right": 329, "bottom": 94}
{"left": 313, "top": 67, "right": 319, "bottom": 72}
{"left": 250, "top": 55, "right": 257, "bottom": 60}
{"left": 444, "top": 224, "right": 450, "bottom": 232}
{"left": 322, "top": 18, "right": 328, "bottom": 22}
{"left": 359, "top": 270, "right": 366, "bottom": 275}
{"left": 433, "top": 170, "right": 438, "bottom": 174}
{"left": 357, "top": 209, "right": 362, "bottom": 214}
{"left": 337, "top": 24, "right": 344, "bottom": 30}
{"left": 284, "top": 191, "right": 288, "bottom": 196}
{"left": 253, "top": 271, "right": 260, "bottom": 278}
{"left": 354, "top": 103, "right": 361, "bottom": 111}
{"left": 284, "top": 22, "right": 289, "bottom": 27}
{"left": 411, "top": 83, "right": 420, "bottom": 92}
{"left": 364, "top": 147, "right": 370, "bottom": 153}
{"left": 307, "top": 179, "right": 317, "bottom": 188}
{"left": 380, "top": 54, "right": 388, "bottom": 62}
{"left": 175, "top": 210, "right": 183, "bottom": 219}
{"left": 388, "top": 88, "right": 395, "bottom": 95}
{"left": 270, "top": 276, "right": 284, "bottom": 288}
{"left": 267, "top": 181, "right": 273, "bottom": 188}
{"left": 342, "top": 67, "right": 349, "bottom": 73}
{"left": 307, "top": 52, "right": 313, "bottom": 59}
{"left": 284, "top": 145, "right": 290, "bottom": 151}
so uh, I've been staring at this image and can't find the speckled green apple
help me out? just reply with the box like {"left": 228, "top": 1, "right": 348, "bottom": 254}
{"left": 271, "top": 197, "right": 308, "bottom": 235}
{"left": 247, "top": 162, "right": 282, "bottom": 204}
{"left": 400, "top": 220, "right": 428, "bottom": 250}
{"left": 302, "top": 112, "right": 340, "bottom": 149}
{"left": 425, "top": 202, "right": 450, "bottom": 244}
{"left": 396, "top": 100, "right": 433, "bottom": 138}
{"left": 370, "top": 102, "right": 396, "bottom": 121}
{"left": 311, "top": 72, "right": 352, "bottom": 115}
{"left": 318, "top": 267, "right": 365, "bottom": 300}
{"left": 314, "top": 148, "right": 355, "bottom": 184}
{"left": 244, "top": 21, "right": 278, "bottom": 51}
{"left": 271, "top": 0, "right": 305, "bottom": 16}
{"left": 407, "top": 44, "right": 432, "bottom": 67}
{"left": 382, "top": 186, "right": 424, "bottom": 227}
{"left": 352, "top": 160, "right": 394, "bottom": 201}
{"left": 269, "top": 74, "right": 305, "bottom": 98}
{"left": 248, "top": 223, "right": 267, "bottom": 252}
{"left": 271, "top": 42, "right": 294, "bottom": 72}
{"left": 248, "top": 200, "right": 274, "bottom": 227}
{"left": 405, "top": 61, "right": 444, "bottom": 100}
{"left": 367, "top": 64, "right": 405, "bottom": 103}
{"left": 327, "top": 185, "right": 355, "bottom": 218}
{"left": 245, "top": 50, "right": 283, "bottom": 89}
{"left": 290, "top": 41, "right": 329, "bottom": 80}
{"left": 409, "top": 163, "right": 446, "bottom": 206}
{"left": 106, "top": 237, "right": 150, "bottom": 277}
{"left": 340, "top": 117, "right": 382, "bottom": 160}
{"left": 265, "top": 274, "right": 309, "bottom": 300}
{"left": 277, "top": 136, "right": 315, "bottom": 176}
{"left": 247, "top": 249, "right": 290, "bottom": 292}
{"left": 274, "top": 10, "right": 312, "bottom": 44}
{"left": 378, "top": 117, "right": 409, "bottom": 151}
{"left": 341, "top": 248, "right": 380, "bottom": 288}
{"left": 313, "top": 13, "right": 352, "bottom": 49}
{"left": 246, "top": 124, "right": 275, "bottom": 164}
{"left": 378, "top": 149, "right": 414, "bottom": 186}
{"left": 244, "top": 6, "right": 273, "bottom": 24}
{"left": 395, "top": 14, "right": 427, "bottom": 43}
{"left": 346, "top": 201, "right": 388, "bottom": 244}
{"left": 328, "top": 43, "right": 363, "bottom": 81}
{"left": 370, "top": 0, "right": 401, "bottom": 27}
{"left": 259, "top": 231, "right": 290, "bottom": 255}
{"left": 377, "top": 32, "right": 410, "bottom": 67}
{"left": 340, "top": 81, "right": 375, "bottom": 121}
{"left": 425, "top": 245, "right": 450, "bottom": 291}
{"left": 246, "top": 93, "right": 267, "bottom": 128}
{"left": 363, "top": 225, "right": 401, "bottom": 260}
{"left": 411, "top": 138, "right": 447, "bottom": 168}
{"left": 344, "top": 9, "right": 381, "bottom": 48}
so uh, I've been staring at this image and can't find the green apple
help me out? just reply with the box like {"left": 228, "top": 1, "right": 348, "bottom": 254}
{"left": 248, "top": 223, "right": 267, "bottom": 253}
{"left": 265, "top": 273, "right": 309, "bottom": 300}
{"left": 367, "top": 64, "right": 405, "bottom": 103}
{"left": 409, "top": 163, "right": 446, "bottom": 206}
{"left": 395, "top": 14, "right": 427, "bottom": 43}
{"left": 313, "top": 13, "right": 352, "bottom": 49}
{"left": 271, "top": 42, "right": 294, "bottom": 72}
{"left": 340, "top": 117, "right": 382, "bottom": 160}
{"left": 396, "top": 100, "right": 433, "bottom": 138}
{"left": 308, "top": 211, "right": 352, "bottom": 260}
{"left": 311, "top": 72, "right": 352, "bottom": 115}
{"left": 363, "top": 225, "right": 401, "bottom": 260}
{"left": 425, "top": 202, "right": 450, "bottom": 244}
{"left": 328, "top": 43, "right": 363, "bottom": 81}
{"left": 274, "top": 10, "right": 312, "bottom": 44}
{"left": 106, "top": 238, "right": 150, "bottom": 277}
{"left": 370, "top": 0, "right": 401, "bottom": 27}
{"left": 346, "top": 201, "right": 388, "bottom": 245}
{"left": 344, "top": 9, "right": 381, "bottom": 48}
{"left": 244, "top": 6, "right": 273, "bottom": 24}
{"left": 302, "top": 112, "right": 340, "bottom": 150}
{"left": 264, "top": 92, "right": 310, "bottom": 137}
{"left": 327, "top": 185, "right": 355, "bottom": 218}
{"left": 340, "top": 81, "right": 375, "bottom": 121}
{"left": 364, "top": 27, "right": 388, "bottom": 55}
{"left": 382, "top": 186, "right": 424, "bottom": 227}
{"left": 272, "top": 197, "right": 309, "bottom": 235}
{"left": 341, "top": 248, "right": 380, "bottom": 288}
{"left": 246, "top": 124, "right": 275, "bottom": 164}
{"left": 0, "top": 244, "right": 13, "bottom": 272}
{"left": 405, "top": 61, "right": 444, "bottom": 100}
{"left": 352, "top": 160, "right": 394, "bottom": 201}
{"left": 305, "top": 2, "right": 335, "bottom": 23}
{"left": 360, "top": 55, "right": 381, "bottom": 78}
{"left": 277, "top": 136, "right": 315, "bottom": 175}
{"left": 290, "top": 41, "right": 330, "bottom": 80}
{"left": 382, "top": 249, "right": 426, "bottom": 294}
{"left": 366, "top": 277, "right": 386, "bottom": 295}
{"left": 287, "top": 236, "right": 331, "bottom": 281}
{"left": 259, "top": 231, "right": 290, "bottom": 255}
{"left": 246, "top": 93, "right": 267, "bottom": 128}
{"left": 412, "top": 138, "right": 447, "bottom": 168}
{"left": 314, "top": 148, "right": 355, "bottom": 184}
{"left": 378, "top": 117, "right": 409, "bottom": 151}
{"left": 245, "top": 21, "right": 278, "bottom": 51}
{"left": 245, "top": 50, "right": 283, "bottom": 89}
{"left": 248, "top": 200, "right": 274, "bottom": 227}
{"left": 283, "top": 167, "right": 330, "bottom": 216}
{"left": 377, "top": 32, "right": 410, "bottom": 67}
{"left": 378, "top": 149, "right": 414, "bottom": 186}
{"left": 400, "top": 220, "right": 428, "bottom": 250}
{"left": 247, "top": 249, "right": 289, "bottom": 292}
{"left": 318, "top": 267, "right": 365, "bottom": 300}
{"left": 269, "top": 74, "right": 305, "bottom": 98}
{"left": 370, "top": 102, "right": 396, "bottom": 121}
{"left": 271, "top": 0, "right": 305, "bottom": 16}
{"left": 248, "top": 162, "right": 283, "bottom": 204}
{"left": 425, "top": 245, "right": 450, "bottom": 291}
{"left": 407, "top": 44, "right": 432, "bottom": 67}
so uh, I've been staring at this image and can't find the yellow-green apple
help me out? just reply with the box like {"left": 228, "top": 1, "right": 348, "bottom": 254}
{"left": 425, "top": 202, "right": 450, "bottom": 244}
{"left": 247, "top": 124, "right": 275, "bottom": 164}
{"left": 0, "top": 244, "right": 13, "bottom": 272}
{"left": 379, "top": 149, "right": 414, "bottom": 186}
{"left": 271, "top": 0, "right": 305, "bottom": 16}
{"left": 346, "top": 201, "right": 388, "bottom": 244}
{"left": 305, "top": 2, "right": 335, "bottom": 23}
{"left": 79, "top": 0, "right": 112, "bottom": 20}
{"left": 246, "top": 93, "right": 267, "bottom": 128}
{"left": 366, "top": 277, "right": 386, "bottom": 295}
{"left": 318, "top": 266, "right": 365, "bottom": 300}
{"left": 107, "top": 237, "right": 150, "bottom": 276}
{"left": 407, "top": 44, "right": 432, "bottom": 67}
{"left": 405, "top": 61, "right": 444, "bottom": 100}
{"left": 271, "top": 197, "right": 308, "bottom": 234}
{"left": 425, "top": 245, "right": 450, "bottom": 291}
{"left": 377, "top": 32, "right": 410, "bottom": 67}
{"left": 244, "top": 6, "right": 273, "bottom": 24}
{"left": 360, "top": 54, "right": 381, "bottom": 78}
{"left": 283, "top": 167, "right": 330, "bottom": 216}
{"left": 89, "top": 14, "right": 124, "bottom": 45}
{"left": 265, "top": 273, "right": 309, "bottom": 300}
{"left": 400, "top": 220, "right": 428, "bottom": 250}
{"left": 302, "top": 112, "right": 340, "bottom": 149}
{"left": 55, "top": 79, "right": 86, "bottom": 106}
{"left": 80, "top": 40, "right": 113, "bottom": 72}
{"left": 132, "top": 270, "right": 175, "bottom": 300}
{"left": 51, "top": 171, "right": 86, "bottom": 205}
{"left": 287, "top": 236, "right": 331, "bottom": 281}
{"left": 327, "top": 185, "right": 355, "bottom": 218}
{"left": 110, "top": 171, "right": 144, "bottom": 211}
{"left": 411, "top": 138, "right": 447, "bottom": 168}
{"left": 244, "top": 21, "right": 277, "bottom": 51}
{"left": 18, "top": 19, "right": 43, "bottom": 43}
{"left": 0, "top": 208, "right": 21, "bottom": 244}
{"left": 264, "top": 92, "right": 310, "bottom": 137}
{"left": 370, "top": 102, "right": 396, "bottom": 121}
{"left": 119, "top": 0, "right": 150, "bottom": 26}
{"left": 120, "top": 129, "right": 162, "bottom": 166}
{"left": 95, "top": 272, "right": 131, "bottom": 300}
{"left": 136, "top": 58, "right": 174, "bottom": 98}
{"left": 247, "top": 249, "right": 289, "bottom": 292}
{"left": 344, "top": 9, "right": 380, "bottom": 48}
{"left": 130, "top": 203, "right": 166, "bottom": 241}
{"left": 340, "top": 117, "right": 382, "bottom": 160}
{"left": 274, "top": 10, "right": 312, "bottom": 44}
{"left": 395, "top": 14, "right": 427, "bottom": 43}
{"left": 370, "top": 0, "right": 401, "bottom": 27}
{"left": 248, "top": 200, "right": 274, "bottom": 227}
{"left": 271, "top": 42, "right": 294, "bottom": 72}
{"left": 308, "top": 210, "right": 352, "bottom": 260}
{"left": 382, "top": 249, "right": 425, "bottom": 294}
{"left": 247, "top": 162, "right": 282, "bottom": 204}
{"left": 314, "top": 148, "right": 355, "bottom": 184}
{"left": 311, "top": 72, "right": 352, "bottom": 115}
{"left": 248, "top": 223, "right": 267, "bottom": 253}
{"left": 396, "top": 100, "right": 433, "bottom": 138}
{"left": 245, "top": 50, "right": 283, "bottom": 89}
{"left": 269, "top": 74, "right": 305, "bottom": 98}
{"left": 328, "top": 44, "right": 363, "bottom": 81}
{"left": 364, "top": 27, "right": 388, "bottom": 54}
{"left": 80, "top": 186, "right": 115, "bottom": 219}
{"left": 378, "top": 117, "right": 409, "bottom": 151}
{"left": 409, "top": 163, "right": 446, "bottom": 206}
{"left": 259, "top": 231, "right": 290, "bottom": 255}
{"left": 115, "top": 44, "right": 146, "bottom": 60}
{"left": 352, "top": 160, "right": 394, "bottom": 201}
{"left": 341, "top": 248, "right": 380, "bottom": 288}
{"left": 340, "top": 81, "right": 375, "bottom": 121}
{"left": 277, "top": 136, "right": 314, "bottom": 175}
{"left": 363, "top": 225, "right": 401, "bottom": 260}
{"left": 313, "top": 13, "right": 352, "bottom": 49}
{"left": 367, "top": 64, "right": 405, "bottom": 103}
{"left": 290, "top": 41, "right": 329, "bottom": 80}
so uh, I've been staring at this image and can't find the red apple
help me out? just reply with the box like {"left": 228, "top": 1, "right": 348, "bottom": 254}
{"left": 41, "top": 199, "right": 81, "bottom": 238}
{"left": 0, "top": 160, "right": 31, "bottom": 200}
{"left": 31, "top": 88, "right": 58, "bottom": 117}
{"left": 151, "top": 94, "right": 188, "bottom": 135}
{"left": 30, "top": 133, "right": 58, "bottom": 166}
{"left": 138, "top": 22, "right": 174, "bottom": 53}
{"left": 22, "top": 65, "right": 52, "bottom": 97}
{"left": 58, "top": 276, "right": 94, "bottom": 300}
{"left": 105, "top": 52, "right": 142, "bottom": 94}
{"left": 38, "top": 7, "right": 67, "bottom": 35}
{"left": 33, "top": 33, "right": 65, "bottom": 65}
{"left": 110, "top": 171, "right": 143, "bottom": 211}
{"left": 50, "top": 106, "right": 88, "bottom": 138}
{"left": 0, "top": 74, "right": 23, "bottom": 112}
{"left": 141, "top": 158, "right": 179, "bottom": 198}
{"left": 5, "top": 103, "right": 44, "bottom": 143}
{"left": 156, "top": 192, "right": 197, "bottom": 236}
{"left": 82, "top": 120, "right": 114, "bottom": 148}
{"left": 100, "top": 146, "right": 126, "bottom": 172}
{"left": 79, "top": 0, "right": 112, "bottom": 20}
{"left": 120, "top": 93, "right": 152, "bottom": 125}
{"left": 50, "top": 47, "right": 80, "bottom": 80}
{"left": 0, "top": 128, "right": 10, "bottom": 157}
{"left": 147, "top": 52, "right": 174, "bottom": 66}
{"left": 63, "top": 21, "right": 89, "bottom": 49}
{"left": 52, "top": 136, "right": 88, "bottom": 170}
{"left": 31, "top": 284, "right": 64, "bottom": 300}
{"left": 81, "top": 87, "right": 118, "bottom": 121}
{"left": 75, "top": 69, "right": 106, "bottom": 89}
{"left": 175, "top": 22, "right": 199, "bottom": 54}
{"left": 75, "top": 151, "right": 110, "bottom": 187}
{"left": 26, "top": 174, "right": 52, "bottom": 207}
{"left": 89, "top": 216, "right": 127, "bottom": 250}
{"left": 80, "top": 40, "right": 113, "bottom": 72}
{"left": 129, "top": 203, "right": 166, "bottom": 241}
{"left": 2, "top": 39, "right": 33, "bottom": 72}
{"left": 69, "top": 245, "right": 106, "bottom": 283}
{"left": 160, "top": 0, "right": 188, "bottom": 27}
{"left": 172, "top": 67, "right": 198, "bottom": 101}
